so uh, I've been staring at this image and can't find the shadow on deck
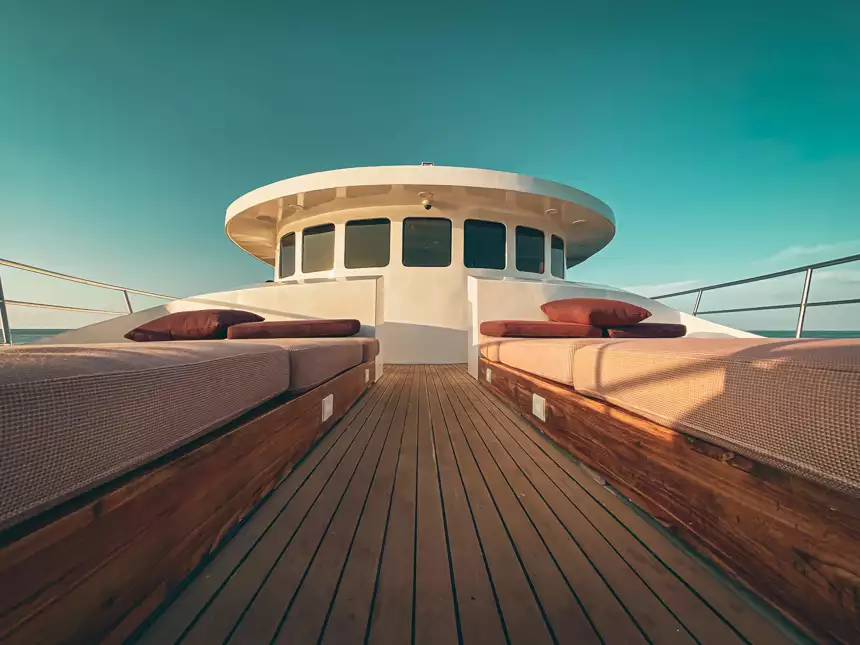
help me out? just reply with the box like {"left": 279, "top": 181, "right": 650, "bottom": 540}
{"left": 135, "top": 365, "right": 798, "bottom": 644}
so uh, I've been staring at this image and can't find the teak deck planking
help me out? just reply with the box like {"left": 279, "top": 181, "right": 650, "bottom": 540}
{"left": 0, "top": 359, "right": 377, "bottom": 645}
{"left": 137, "top": 365, "right": 799, "bottom": 645}
{"left": 479, "top": 356, "right": 860, "bottom": 644}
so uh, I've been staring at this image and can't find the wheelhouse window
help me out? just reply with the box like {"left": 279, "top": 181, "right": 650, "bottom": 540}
{"left": 516, "top": 226, "right": 545, "bottom": 273}
{"left": 464, "top": 219, "right": 506, "bottom": 269}
{"left": 551, "top": 235, "right": 565, "bottom": 278}
{"left": 402, "top": 217, "right": 452, "bottom": 267}
{"left": 302, "top": 223, "right": 335, "bottom": 273}
{"left": 345, "top": 218, "right": 390, "bottom": 268}
{"left": 279, "top": 232, "right": 295, "bottom": 279}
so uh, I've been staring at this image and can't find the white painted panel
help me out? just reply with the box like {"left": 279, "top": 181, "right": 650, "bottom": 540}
{"left": 43, "top": 278, "right": 381, "bottom": 346}
{"left": 467, "top": 276, "right": 758, "bottom": 377}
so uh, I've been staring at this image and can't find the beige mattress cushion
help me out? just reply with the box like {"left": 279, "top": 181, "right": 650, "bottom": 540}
{"left": 0, "top": 341, "right": 294, "bottom": 529}
{"left": 572, "top": 338, "right": 860, "bottom": 495}
{"left": 234, "top": 337, "right": 369, "bottom": 391}
{"left": 491, "top": 338, "right": 610, "bottom": 386}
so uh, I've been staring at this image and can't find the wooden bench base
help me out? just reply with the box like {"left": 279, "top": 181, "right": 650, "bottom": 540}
{"left": 479, "top": 357, "right": 860, "bottom": 644}
{"left": 0, "top": 360, "right": 376, "bottom": 645}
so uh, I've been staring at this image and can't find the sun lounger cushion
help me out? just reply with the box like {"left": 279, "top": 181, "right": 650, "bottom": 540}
{"left": 541, "top": 298, "right": 651, "bottom": 326}
{"left": 234, "top": 337, "right": 376, "bottom": 390}
{"left": 571, "top": 338, "right": 860, "bottom": 496}
{"left": 0, "top": 341, "right": 293, "bottom": 529}
{"left": 124, "top": 309, "right": 264, "bottom": 341}
{"left": 605, "top": 323, "right": 687, "bottom": 338}
{"left": 484, "top": 337, "right": 609, "bottom": 386}
{"left": 480, "top": 320, "right": 602, "bottom": 338}
{"left": 0, "top": 336, "right": 379, "bottom": 530}
{"left": 227, "top": 319, "right": 360, "bottom": 339}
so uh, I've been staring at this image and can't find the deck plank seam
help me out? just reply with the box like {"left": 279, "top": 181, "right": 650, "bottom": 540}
{"left": 168, "top": 372, "right": 399, "bottom": 644}
{"left": 315, "top": 368, "right": 413, "bottom": 644}
{"left": 426, "top": 366, "right": 512, "bottom": 645}
{"left": 444, "top": 367, "right": 700, "bottom": 644}
{"left": 466, "top": 383, "right": 702, "bottom": 645}
{"left": 213, "top": 371, "right": 405, "bottom": 644}
{"left": 423, "top": 367, "right": 464, "bottom": 645}
{"left": 269, "top": 368, "right": 413, "bottom": 644}
{"left": 363, "top": 366, "right": 417, "bottom": 645}
{"left": 432, "top": 367, "right": 560, "bottom": 645}
{"left": 439, "top": 367, "right": 615, "bottom": 644}
{"left": 411, "top": 367, "right": 421, "bottom": 645}
{"left": 465, "top": 366, "right": 757, "bottom": 644}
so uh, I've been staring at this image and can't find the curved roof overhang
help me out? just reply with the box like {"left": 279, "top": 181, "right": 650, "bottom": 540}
{"left": 225, "top": 165, "right": 615, "bottom": 268}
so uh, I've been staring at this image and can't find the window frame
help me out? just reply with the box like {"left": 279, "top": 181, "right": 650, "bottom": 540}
{"left": 301, "top": 223, "right": 336, "bottom": 273}
{"left": 344, "top": 218, "right": 391, "bottom": 269}
{"left": 278, "top": 232, "right": 296, "bottom": 279}
{"left": 402, "top": 217, "right": 453, "bottom": 268}
{"left": 515, "top": 225, "right": 546, "bottom": 274}
{"left": 550, "top": 234, "right": 565, "bottom": 279}
{"left": 463, "top": 219, "right": 507, "bottom": 270}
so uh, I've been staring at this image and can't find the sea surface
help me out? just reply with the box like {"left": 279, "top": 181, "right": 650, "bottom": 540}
{"left": 4, "top": 328, "right": 860, "bottom": 345}
{"left": 749, "top": 330, "right": 860, "bottom": 339}
{"left": 6, "top": 329, "right": 70, "bottom": 344}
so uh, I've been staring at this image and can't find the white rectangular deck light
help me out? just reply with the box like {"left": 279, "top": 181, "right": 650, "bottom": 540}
{"left": 365, "top": 368, "right": 370, "bottom": 383}
{"left": 486, "top": 367, "right": 492, "bottom": 383}
{"left": 322, "top": 394, "right": 334, "bottom": 422}
{"left": 532, "top": 393, "right": 546, "bottom": 422}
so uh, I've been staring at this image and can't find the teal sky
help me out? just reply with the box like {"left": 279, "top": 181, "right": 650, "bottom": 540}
{"left": 2, "top": 0, "right": 859, "bottom": 330}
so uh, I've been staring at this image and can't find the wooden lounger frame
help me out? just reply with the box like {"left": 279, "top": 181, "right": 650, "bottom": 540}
{"left": 479, "top": 356, "right": 860, "bottom": 644}
{"left": 0, "top": 359, "right": 377, "bottom": 645}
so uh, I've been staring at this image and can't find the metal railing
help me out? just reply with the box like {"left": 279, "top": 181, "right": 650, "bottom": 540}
{"left": 0, "top": 257, "right": 176, "bottom": 345}
{"left": 653, "top": 253, "right": 860, "bottom": 338}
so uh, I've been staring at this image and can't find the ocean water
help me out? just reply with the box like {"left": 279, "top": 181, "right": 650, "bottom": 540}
{"left": 751, "top": 330, "right": 860, "bottom": 339}
{"left": 6, "top": 329, "right": 70, "bottom": 345}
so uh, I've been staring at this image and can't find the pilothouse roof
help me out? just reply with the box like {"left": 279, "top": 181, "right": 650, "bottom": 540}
{"left": 226, "top": 165, "right": 615, "bottom": 267}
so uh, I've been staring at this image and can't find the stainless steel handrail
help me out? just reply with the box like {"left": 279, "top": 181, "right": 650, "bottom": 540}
{"left": 0, "top": 258, "right": 176, "bottom": 345}
{"left": 653, "top": 253, "right": 860, "bottom": 338}
{"left": 0, "top": 258, "right": 174, "bottom": 299}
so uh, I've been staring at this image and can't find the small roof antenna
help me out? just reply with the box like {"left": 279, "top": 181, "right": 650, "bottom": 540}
{"left": 421, "top": 161, "right": 434, "bottom": 166}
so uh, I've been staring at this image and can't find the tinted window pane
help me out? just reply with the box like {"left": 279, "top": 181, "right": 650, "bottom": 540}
{"left": 302, "top": 223, "right": 335, "bottom": 273}
{"left": 516, "top": 226, "right": 545, "bottom": 273}
{"left": 464, "top": 219, "right": 506, "bottom": 269}
{"left": 279, "top": 232, "right": 295, "bottom": 278}
{"left": 551, "top": 235, "right": 565, "bottom": 278}
{"left": 403, "top": 218, "right": 452, "bottom": 267}
{"left": 345, "top": 218, "right": 390, "bottom": 268}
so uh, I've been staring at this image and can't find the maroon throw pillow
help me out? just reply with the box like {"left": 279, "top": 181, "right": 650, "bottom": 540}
{"left": 541, "top": 298, "right": 651, "bottom": 326}
{"left": 124, "top": 309, "right": 264, "bottom": 342}
{"left": 605, "top": 323, "right": 687, "bottom": 338}
{"left": 480, "top": 320, "right": 602, "bottom": 338}
{"left": 227, "top": 319, "right": 361, "bottom": 339}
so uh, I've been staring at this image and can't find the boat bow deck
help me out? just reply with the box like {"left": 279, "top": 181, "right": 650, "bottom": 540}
{"left": 136, "top": 365, "right": 797, "bottom": 644}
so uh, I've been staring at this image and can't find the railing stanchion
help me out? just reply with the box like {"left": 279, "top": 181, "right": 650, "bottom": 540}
{"left": 0, "top": 276, "right": 11, "bottom": 345}
{"left": 795, "top": 268, "right": 813, "bottom": 339}
{"left": 692, "top": 289, "right": 703, "bottom": 316}
{"left": 123, "top": 290, "right": 133, "bottom": 314}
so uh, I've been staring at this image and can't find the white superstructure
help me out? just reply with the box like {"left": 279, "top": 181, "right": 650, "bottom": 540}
{"left": 43, "top": 165, "right": 753, "bottom": 364}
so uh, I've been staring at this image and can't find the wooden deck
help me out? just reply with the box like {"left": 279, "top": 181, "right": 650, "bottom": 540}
{"left": 136, "top": 365, "right": 798, "bottom": 645}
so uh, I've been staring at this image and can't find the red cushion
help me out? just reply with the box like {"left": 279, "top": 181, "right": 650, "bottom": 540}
{"left": 227, "top": 319, "right": 361, "bottom": 339}
{"left": 541, "top": 298, "right": 651, "bottom": 326}
{"left": 605, "top": 323, "right": 687, "bottom": 338}
{"left": 124, "top": 309, "right": 264, "bottom": 342}
{"left": 480, "top": 320, "right": 602, "bottom": 338}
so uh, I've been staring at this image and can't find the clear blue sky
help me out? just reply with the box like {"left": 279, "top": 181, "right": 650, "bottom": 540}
{"left": 2, "top": 0, "right": 859, "bottom": 330}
